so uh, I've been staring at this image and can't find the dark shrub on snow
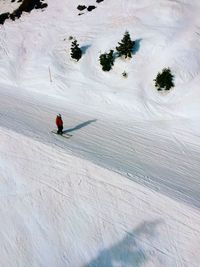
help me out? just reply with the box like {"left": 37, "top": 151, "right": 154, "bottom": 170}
{"left": 99, "top": 50, "right": 114, "bottom": 71}
{"left": 154, "top": 68, "right": 174, "bottom": 91}
{"left": 87, "top": 5, "right": 96, "bottom": 11}
{"left": 116, "top": 31, "right": 135, "bottom": 58}
{"left": 70, "top": 39, "right": 82, "bottom": 61}
{"left": 77, "top": 5, "right": 87, "bottom": 11}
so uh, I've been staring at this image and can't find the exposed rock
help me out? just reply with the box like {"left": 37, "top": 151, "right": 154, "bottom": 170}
{"left": 15, "top": 0, "right": 47, "bottom": 13}
{"left": 1, "top": 0, "right": 48, "bottom": 23}
{"left": 0, "top": 12, "right": 10, "bottom": 25}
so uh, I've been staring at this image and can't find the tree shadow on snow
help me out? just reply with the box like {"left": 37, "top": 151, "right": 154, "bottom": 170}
{"left": 83, "top": 219, "right": 163, "bottom": 267}
{"left": 132, "top": 38, "right": 142, "bottom": 55}
{"left": 81, "top": 44, "right": 91, "bottom": 55}
{"left": 63, "top": 119, "right": 97, "bottom": 133}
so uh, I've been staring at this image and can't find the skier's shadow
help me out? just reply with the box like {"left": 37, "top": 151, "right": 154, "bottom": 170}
{"left": 63, "top": 119, "right": 97, "bottom": 134}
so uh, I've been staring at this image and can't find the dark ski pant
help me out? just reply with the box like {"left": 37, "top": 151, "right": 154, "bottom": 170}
{"left": 57, "top": 126, "right": 63, "bottom": 134}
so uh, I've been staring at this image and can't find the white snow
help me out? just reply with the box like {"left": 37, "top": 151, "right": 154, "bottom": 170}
{"left": 0, "top": 0, "right": 200, "bottom": 266}
{"left": 1, "top": 126, "right": 200, "bottom": 266}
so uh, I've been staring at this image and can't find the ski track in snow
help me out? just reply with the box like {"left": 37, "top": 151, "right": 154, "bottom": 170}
{"left": 1, "top": 84, "right": 200, "bottom": 266}
{"left": 1, "top": 125, "right": 200, "bottom": 267}
{"left": 1, "top": 86, "right": 200, "bottom": 210}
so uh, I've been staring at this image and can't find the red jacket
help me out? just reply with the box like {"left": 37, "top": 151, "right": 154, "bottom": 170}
{"left": 56, "top": 116, "right": 63, "bottom": 127}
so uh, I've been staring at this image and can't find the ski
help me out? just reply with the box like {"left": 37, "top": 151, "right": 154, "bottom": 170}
{"left": 51, "top": 131, "right": 72, "bottom": 138}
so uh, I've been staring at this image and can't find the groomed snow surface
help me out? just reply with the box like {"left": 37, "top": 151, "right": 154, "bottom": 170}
{"left": 1, "top": 0, "right": 200, "bottom": 266}
{"left": 1, "top": 126, "right": 200, "bottom": 267}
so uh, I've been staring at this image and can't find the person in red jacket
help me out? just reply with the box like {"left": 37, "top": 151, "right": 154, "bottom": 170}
{"left": 56, "top": 114, "right": 63, "bottom": 134}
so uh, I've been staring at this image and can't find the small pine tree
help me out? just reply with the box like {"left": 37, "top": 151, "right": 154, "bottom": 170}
{"left": 99, "top": 50, "right": 114, "bottom": 71}
{"left": 154, "top": 68, "right": 174, "bottom": 91}
{"left": 116, "top": 31, "right": 135, "bottom": 58}
{"left": 70, "top": 39, "right": 82, "bottom": 61}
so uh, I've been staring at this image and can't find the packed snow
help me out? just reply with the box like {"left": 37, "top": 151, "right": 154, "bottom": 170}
{"left": 0, "top": 0, "right": 200, "bottom": 266}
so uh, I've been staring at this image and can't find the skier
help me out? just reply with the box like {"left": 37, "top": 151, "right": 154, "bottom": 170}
{"left": 56, "top": 114, "right": 63, "bottom": 134}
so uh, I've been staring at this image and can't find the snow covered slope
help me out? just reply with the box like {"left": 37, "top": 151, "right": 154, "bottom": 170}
{"left": 0, "top": 0, "right": 200, "bottom": 119}
{"left": 1, "top": 127, "right": 200, "bottom": 267}
{"left": 1, "top": 0, "right": 200, "bottom": 266}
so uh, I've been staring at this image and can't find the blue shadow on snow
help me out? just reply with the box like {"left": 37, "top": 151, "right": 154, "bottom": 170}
{"left": 63, "top": 119, "right": 97, "bottom": 134}
{"left": 81, "top": 44, "right": 91, "bottom": 55}
{"left": 83, "top": 219, "right": 163, "bottom": 267}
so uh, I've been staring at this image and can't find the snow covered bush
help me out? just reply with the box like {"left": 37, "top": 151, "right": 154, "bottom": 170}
{"left": 70, "top": 39, "right": 82, "bottom": 61}
{"left": 116, "top": 31, "right": 135, "bottom": 58}
{"left": 99, "top": 50, "right": 114, "bottom": 71}
{"left": 154, "top": 68, "right": 174, "bottom": 91}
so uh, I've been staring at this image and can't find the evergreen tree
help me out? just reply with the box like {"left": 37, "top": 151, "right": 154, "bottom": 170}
{"left": 99, "top": 50, "right": 114, "bottom": 71}
{"left": 154, "top": 68, "right": 174, "bottom": 91}
{"left": 116, "top": 31, "right": 135, "bottom": 58}
{"left": 70, "top": 39, "right": 82, "bottom": 61}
